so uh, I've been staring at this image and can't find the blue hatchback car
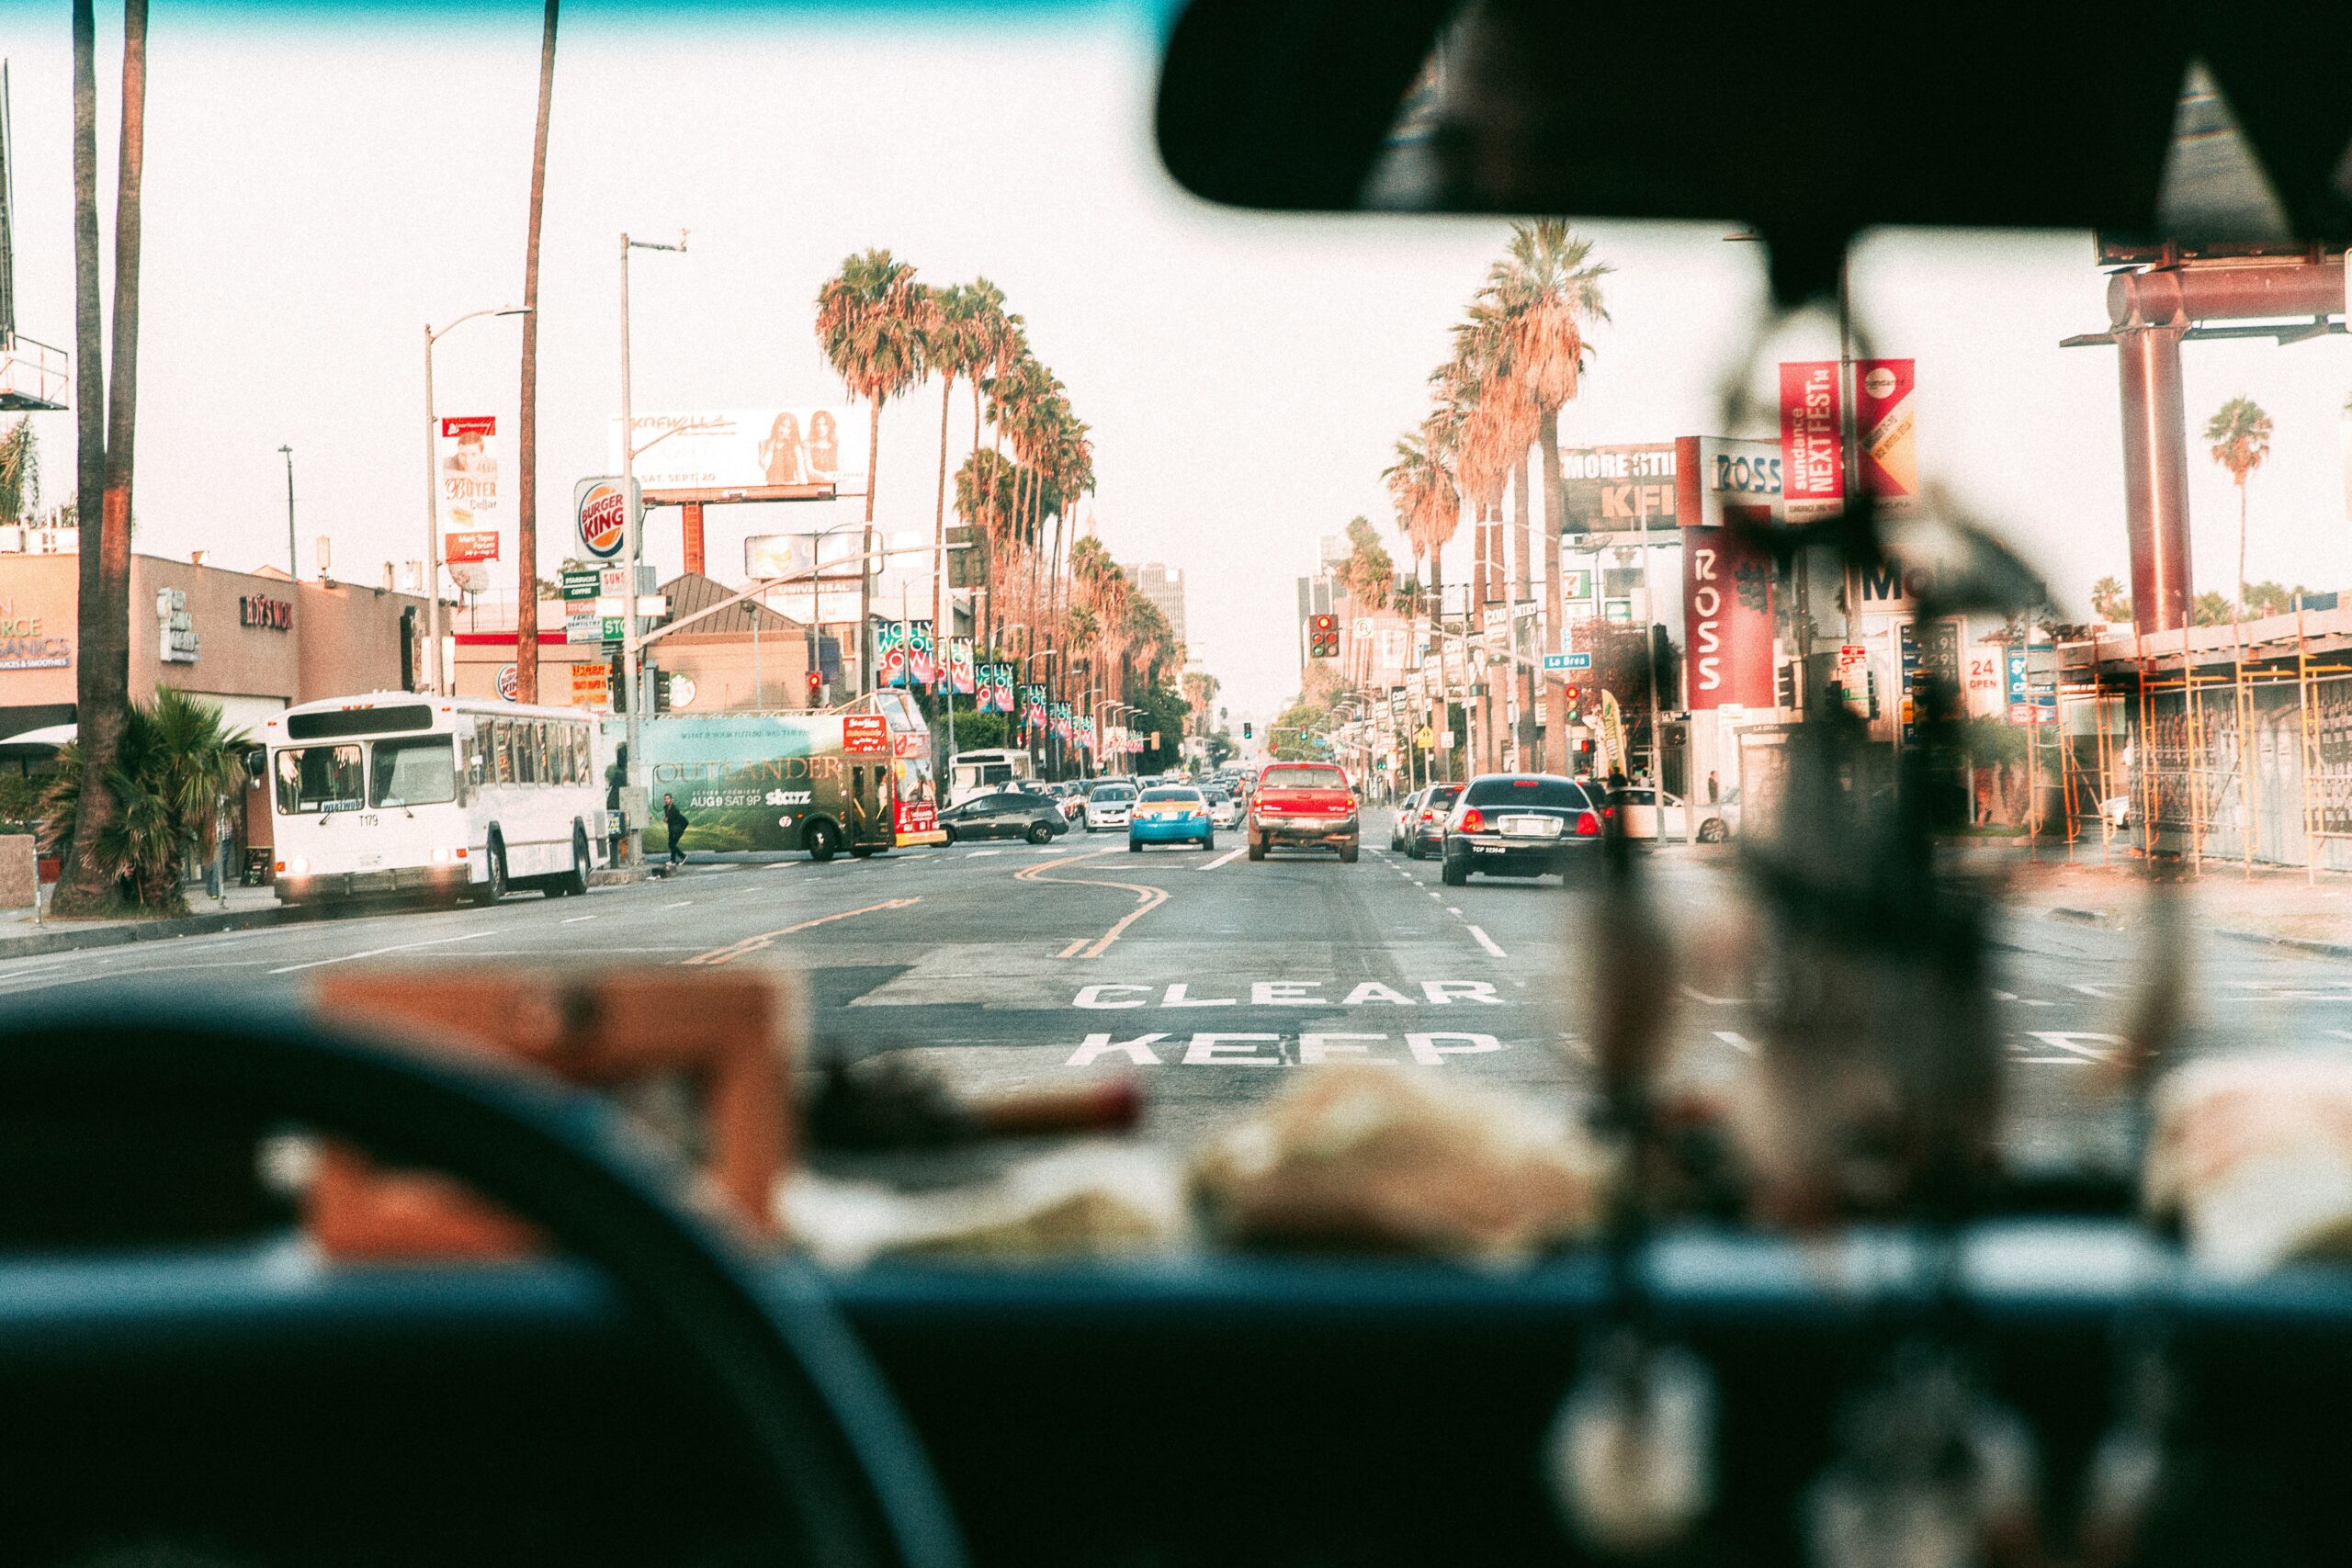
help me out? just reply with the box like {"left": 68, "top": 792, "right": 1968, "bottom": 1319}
{"left": 1127, "top": 784, "right": 1216, "bottom": 851}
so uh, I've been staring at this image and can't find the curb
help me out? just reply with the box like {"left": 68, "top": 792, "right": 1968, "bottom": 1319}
{"left": 2214, "top": 928, "right": 2352, "bottom": 962}
{"left": 2048, "top": 906, "right": 2117, "bottom": 928}
{"left": 0, "top": 902, "right": 319, "bottom": 963}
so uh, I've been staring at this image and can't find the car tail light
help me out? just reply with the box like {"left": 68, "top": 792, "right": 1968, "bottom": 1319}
{"left": 1419, "top": 809, "right": 1435, "bottom": 824}
{"left": 1576, "top": 810, "right": 1600, "bottom": 837}
{"left": 1459, "top": 807, "right": 1486, "bottom": 832}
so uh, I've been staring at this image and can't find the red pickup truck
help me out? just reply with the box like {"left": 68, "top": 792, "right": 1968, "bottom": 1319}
{"left": 1247, "top": 761, "right": 1360, "bottom": 863}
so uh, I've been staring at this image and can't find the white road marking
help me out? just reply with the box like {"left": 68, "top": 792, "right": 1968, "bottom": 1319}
{"left": 966, "top": 848, "right": 1004, "bottom": 858}
{"left": 1467, "top": 924, "right": 1506, "bottom": 958}
{"left": 1201, "top": 846, "right": 1247, "bottom": 870}
{"left": 664, "top": 899, "right": 693, "bottom": 908}
{"left": 266, "top": 930, "right": 496, "bottom": 975}
{"left": 1712, "top": 1030, "right": 1758, "bottom": 1055}
{"left": 1445, "top": 905, "right": 1463, "bottom": 915}
{"left": 562, "top": 914, "right": 597, "bottom": 924}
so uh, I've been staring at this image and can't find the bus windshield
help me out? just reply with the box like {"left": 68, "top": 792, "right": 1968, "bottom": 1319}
{"left": 275, "top": 745, "right": 364, "bottom": 814}
{"left": 370, "top": 736, "right": 459, "bottom": 808}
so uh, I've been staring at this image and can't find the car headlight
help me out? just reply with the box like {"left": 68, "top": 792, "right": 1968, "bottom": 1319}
{"left": 284, "top": 857, "right": 309, "bottom": 876}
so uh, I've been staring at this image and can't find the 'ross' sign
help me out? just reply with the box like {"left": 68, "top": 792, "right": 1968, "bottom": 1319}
{"left": 1682, "top": 509, "right": 1776, "bottom": 710}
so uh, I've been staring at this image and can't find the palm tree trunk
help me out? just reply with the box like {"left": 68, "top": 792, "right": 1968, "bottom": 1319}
{"left": 859, "top": 396, "right": 880, "bottom": 692}
{"left": 1539, "top": 406, "right": 1566, "bottom": 775}
{"left": 1472, "top": 502, "right": 1493, "bottom": 773}
{"left": 1513, "top": 445, "right": 1533, "bottom": 771}
{"left": 1428, "top": 542, "right": 1448, "bottom": 781}
{"left": 54, "top": 0, "right": 141, "bottom": 918}
{"left": 514, "top": 0, "right": 558, "bottom": 705}
{"left": 2234, "top": 477, "right": 2247, "bottom": 630}
{"left": 932, "top": 370, "right": 953, "bottom": 691}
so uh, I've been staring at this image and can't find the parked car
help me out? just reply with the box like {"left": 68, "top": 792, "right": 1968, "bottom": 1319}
{"left": 1083, "top": 780, "right": 1138, "bottom": 832}
{"left": 1130, "top": 785, "right": 1216, "bottom": 852}
{"left": 1390, "top": 788, "right": 1424, "bottom": 851}
{"left": 1441, "top": 773, "right": 1609, "bottom": 886}
{"left": 1606, "top": 785, "right": 1736, "bottom": 842}
{"left": 1247, "top": 761, "right": 1358, "bottom": 863}
{"left": 1404, "top": 783, "right": 1464, "bottom": 859}
{"left": 937, "top": 790, "right": 1069, "bottom": 845}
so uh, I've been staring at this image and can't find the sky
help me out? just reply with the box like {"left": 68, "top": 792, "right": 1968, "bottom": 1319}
{"left": 3, "top": 2, "right": 2348, "bottom": 726}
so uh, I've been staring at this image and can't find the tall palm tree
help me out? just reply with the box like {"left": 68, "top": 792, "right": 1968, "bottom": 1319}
{"left": 816, "top": 249, "right": 930, "bottom": 692}
{"left": 2204, "top": 396, "right": 2273, "bottom": 628}
{"left": 514, "top": 0, "right": 559, "bottom": 704}
{"left": 1385, "top": 424, "right": 1457, "bottom": 778}
{"left": 960, "top": 279, "right": 1014, "bottom": 648}
{"left": 55, "top": 0, "right": 149, "bottom": 918}
{"left": 1482, "top": 220, "right": 1609, "bottom": 767}
{"left": 923, "top": 281, "right": 991, "bottom": 688}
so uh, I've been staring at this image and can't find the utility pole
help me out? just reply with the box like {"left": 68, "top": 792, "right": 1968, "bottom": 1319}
{"left": 277, "top": 445, "right": 294, "bottom": 578}
{"left": 618, "top": 229, "right": 686, "bottom": 863}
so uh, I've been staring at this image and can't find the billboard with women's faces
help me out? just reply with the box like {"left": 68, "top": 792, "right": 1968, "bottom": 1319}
{"left": 610, "top": 408, "right": 866, "bottom": 492}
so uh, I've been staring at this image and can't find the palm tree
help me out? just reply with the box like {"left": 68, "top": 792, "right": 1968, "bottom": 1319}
{"left": 40, "top": 686, "right": 248, "bottom": 916}
{"left": 816, "top": 249, "right": 930, "bottom": 692}
{"left": 923, "top": 282, "right": 992, "bottom": 680}
{"left": 1481, "top": 220, "right": 1609, "bottom": 767}
{"left": 1385, "top": 425, "right": 1457, "bottom": 778}
{"left": 513, "top": 0, "right": 559, "bottom": 704}
{"left": 960, "top": 279, "right": 1015, "bottom": 648}
{"left": 0, "top": 418, "right": 37, "bottom": 522}
{"left": 54, "top": 0, "right": 150, "bottom": 918}
{"left": 2203, "top": 396, "right": 2273, "bottom": 628}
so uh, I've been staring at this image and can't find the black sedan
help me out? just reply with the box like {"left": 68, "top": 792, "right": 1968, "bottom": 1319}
{"left": 1439, "top": 774, "right": 1607, "bottom": 885}
{"left": 939, "top": 790, "right": 1069, "bottom": 845}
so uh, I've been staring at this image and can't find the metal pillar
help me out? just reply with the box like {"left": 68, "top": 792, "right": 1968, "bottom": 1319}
{"left": 2115, "top": 320, "right": 2194, "bottom": 635}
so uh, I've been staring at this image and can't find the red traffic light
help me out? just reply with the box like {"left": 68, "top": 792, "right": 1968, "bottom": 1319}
{"left": 806, "top": 670, "right": 821, "bottom": 691}
{"left": 1308, "top": 614, "right": 1339, "bottom": 659}
{"left": 1564, "top": 683, "right": 1580, "bottom": 705}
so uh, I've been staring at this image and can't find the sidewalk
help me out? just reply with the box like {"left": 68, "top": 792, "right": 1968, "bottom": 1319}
{"left": 1996, "top": 849, "right": 2352, "bottom": 958}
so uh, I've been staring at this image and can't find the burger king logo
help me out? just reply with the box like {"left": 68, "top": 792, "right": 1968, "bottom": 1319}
{"left": 576, "top": 479, "right": 628, "bottom": 560}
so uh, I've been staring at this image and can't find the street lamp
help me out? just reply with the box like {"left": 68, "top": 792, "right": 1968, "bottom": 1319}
{"left": 424, "top": 306, "right": 530, "bottom": 694}
{"left": 617, "top": 230, "right": 688, "bottom": 863}
{"left": 277, "top": 446, "right": 296, "bottom": 579}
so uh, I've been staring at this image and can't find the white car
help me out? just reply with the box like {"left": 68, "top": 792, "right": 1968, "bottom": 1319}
{"left": 1084, "top": 783, "right": 1137, "bottom": 832}
{"left": 1608, "top": 786, "right": 1737, "bottom": 842}
{"left": 1206, "top": 791, "right": 1241, "bottom": 828}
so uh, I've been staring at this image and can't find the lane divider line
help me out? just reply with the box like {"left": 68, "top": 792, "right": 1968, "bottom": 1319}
{"left": 267, "top": 930, "right": 496, "bottom": 976}
{"left": 1016, "top": 849, "right": 1171, "bottom": 960}
{"left": 1200, "top": 845, "right": 1246, "bottom": 870}
{"left": 1468, "top": 924, "right": 1507, "bottom": 959}
{"left": 681, "top": 897, "right": 922, "bottom": 966}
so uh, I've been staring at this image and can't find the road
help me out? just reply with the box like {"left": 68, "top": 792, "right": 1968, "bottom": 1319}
{"left": 1, "top": 810, "right": 2345, "bottom": 1178}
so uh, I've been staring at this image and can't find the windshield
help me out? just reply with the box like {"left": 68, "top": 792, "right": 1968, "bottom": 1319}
{"left": 369, "top": 737, "right": 459, "bottom": 808}
{"left": 274, "top": 745, "right": 364, "bottom": 815}
{"left": 9, "top": 14, "right": 2352, "bottom": 1497}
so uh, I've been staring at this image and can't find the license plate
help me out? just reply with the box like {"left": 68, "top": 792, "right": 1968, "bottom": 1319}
{"left": 1501, "top": 816, "right": 1561, "bottom": 839}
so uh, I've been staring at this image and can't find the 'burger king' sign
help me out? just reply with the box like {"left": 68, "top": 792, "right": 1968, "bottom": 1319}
{"left": 573, "top": 476, "right": 634, "bottom": 561}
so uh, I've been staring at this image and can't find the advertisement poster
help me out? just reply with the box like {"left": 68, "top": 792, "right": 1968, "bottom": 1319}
{"left": 1681, "top": 510, "right": 1777, "bottom": 711}
{"left": 1778, "top": 361, "right": 1843, "bottom": 522}
{"left": 438, "top": 417, "right": 500, "bottom": 549}
{"left": 948, "top": 637, "right": 977, "bottom": 697}
{"left": 445, "top": 530, "right": 499, "bottom": 564}
{"left": 633, "top": 714, "right": 854, "bottom": 852}
{"left": 1556, "top": 444, "right": 1679, "bottom": 536}
{"left": 611, "top": 409, "right": 866, "bottom": 493}
{"left": 1856, "top": 358, "right": 1917, "bottom": 505}
{"left": 977, "top": 662, "right": 1012, "bottom": 714}
{"left": 1075, "top": 716, "right": 1094, "bottom": 754}
{"left": 1050, "top": 701, "right": 1072, "bottom": 741}
{"left": 1019, "top": 683, "right": 1047, "bottom": 733}
{"left": 906, "top": 621, "right": 937, "bottom": 688}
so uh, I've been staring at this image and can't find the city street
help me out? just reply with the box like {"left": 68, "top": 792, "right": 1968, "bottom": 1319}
{"left": 2, "top": 808, "right": 2340, "bottom": 1174}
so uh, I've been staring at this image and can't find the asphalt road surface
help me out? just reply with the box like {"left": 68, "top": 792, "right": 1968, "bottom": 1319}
{"left": 2, "top": 809, "right": 2346, "bottom": 1180}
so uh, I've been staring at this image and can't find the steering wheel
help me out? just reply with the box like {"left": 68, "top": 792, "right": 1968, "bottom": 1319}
{"left": 0, "top": 1007, "right": 966, "bottom": 1568}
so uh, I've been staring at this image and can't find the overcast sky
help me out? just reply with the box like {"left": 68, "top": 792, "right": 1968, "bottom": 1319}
{"left": 4, "top": 2, "right": 2347, "bottom": 721}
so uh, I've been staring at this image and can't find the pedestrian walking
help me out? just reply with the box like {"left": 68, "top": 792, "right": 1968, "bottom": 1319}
{"left": 663, "top": 793, "right": 689, "bottom": 868}
{"left": 1706, "top": 770, "right": 1720, "bottom": 805}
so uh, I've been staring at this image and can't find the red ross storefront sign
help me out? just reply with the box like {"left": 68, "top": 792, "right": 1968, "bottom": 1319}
{"left": 1682, "top": 510, "right": 1777, "bottom": 710}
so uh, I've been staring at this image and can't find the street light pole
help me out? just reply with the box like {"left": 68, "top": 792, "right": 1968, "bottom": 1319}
{"left": 424, "top": 306, "right": 529, "bottom": 695}
{"left": 618, "top": 229, "right": 687, "bottom": 863}
{"left": 277, "top": 446, "right": 295, "bottom": 579}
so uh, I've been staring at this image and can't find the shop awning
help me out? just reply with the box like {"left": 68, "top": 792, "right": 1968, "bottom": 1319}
{"left": 0, "top": 722, "right": 74, "bottom": 759}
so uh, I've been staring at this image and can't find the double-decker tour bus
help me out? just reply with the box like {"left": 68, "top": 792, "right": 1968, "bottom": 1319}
{"left": 264, "top": 693, "right": 607, "bottom": 904}
{"left": 625, "top": 690, "right": 944, "bottom": 861}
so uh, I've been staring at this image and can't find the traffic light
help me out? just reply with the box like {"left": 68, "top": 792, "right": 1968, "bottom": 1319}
{"left": 1241, "top": 721, "right": 1253, "bottom": 739}
{"left": 1308, "top": 614, "right": 1339, "bottom": 659}
{"left": 806, "top": 669, "right": 821, "bottom": 695}
{"left": 1563, "top": 683, "right": 1581, "bottom": 707}
{"left": 650, "top": 664, "right": 673, "bottom": 714}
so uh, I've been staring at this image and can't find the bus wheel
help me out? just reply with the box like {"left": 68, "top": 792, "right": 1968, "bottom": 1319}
{"left": 805, "top": 821, "right": 840, "bottom": 863}
{"left": 551, "top": 829, "right": 590, "bottom": 897}
{"left": 472, "top": 841, "right": 508, "bottom": 905}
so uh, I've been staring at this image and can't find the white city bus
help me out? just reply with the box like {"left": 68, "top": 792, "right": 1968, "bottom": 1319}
{"left": 947, "top": 746, "right": 1035, "bottom": 807}
{"left": 264, "top": 692, "right": 607, "bottom": 905}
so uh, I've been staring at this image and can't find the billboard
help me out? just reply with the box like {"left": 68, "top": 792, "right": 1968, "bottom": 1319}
{"left": 611, "top": 409, "right": 866, "bottom": 492}
{"left": 877, "top": 619, "right": 935, "bottom": 688}
{"left": 438, "top": 416, "right": 500, "bottom": 536}
{"left": 1856, "top": 359, "right": 1917, "bottom": 505}
{"left": 1556, "top": 444, "right": 1678, "bottom": 536}
{"left": 948, "top": 637, "right": 976, "bottom": 697}
{"left": 574, "top": 477, "right": 635, "bottom": 562}
{"left": 1778, "top": 362, "right": 1843, "bottom": 521}
{"left": 744, "top": 530, "right": 869, "bottom": 581}
{"left": 1019, "top": 683, "right": 1048, "bottom": 733}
